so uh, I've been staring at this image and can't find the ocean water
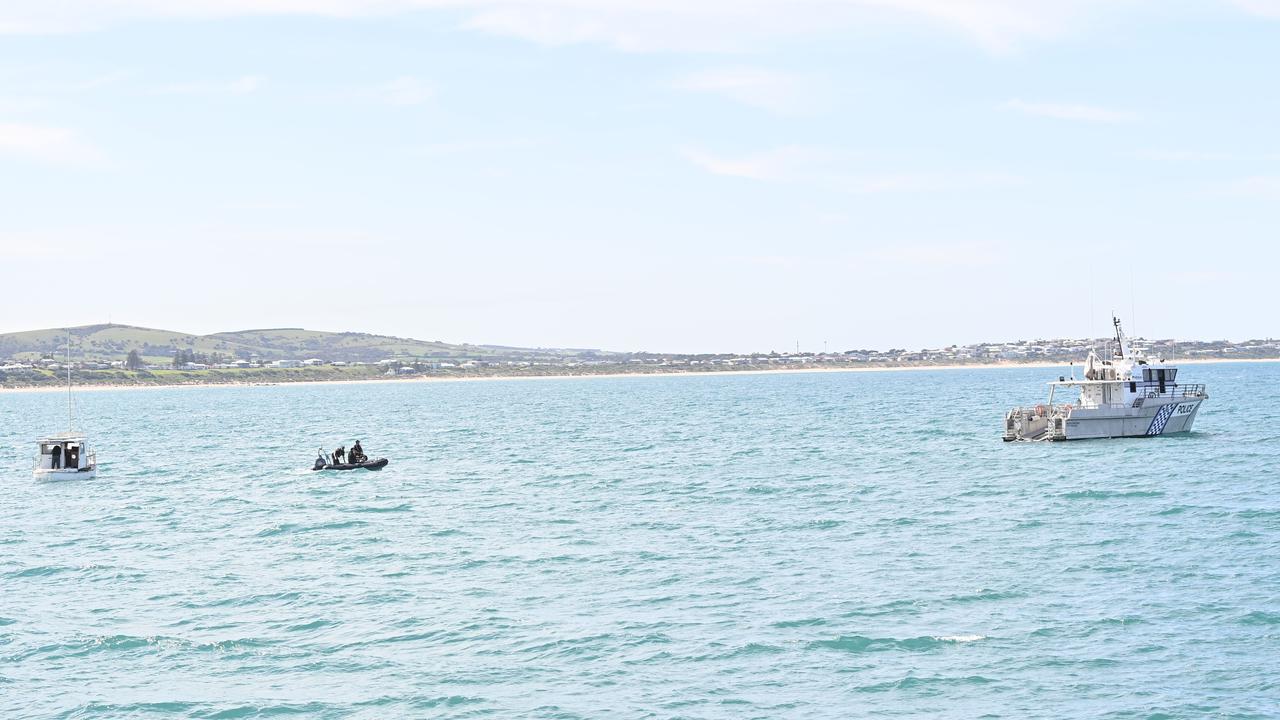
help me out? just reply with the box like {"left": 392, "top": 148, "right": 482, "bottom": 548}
{"left": 2, "top": 364, "right": 1278, "bottom": 719}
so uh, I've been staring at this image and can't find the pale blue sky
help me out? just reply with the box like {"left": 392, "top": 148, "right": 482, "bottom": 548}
{"left": 2, "top": 1, "right": 1278, "bottom": 352}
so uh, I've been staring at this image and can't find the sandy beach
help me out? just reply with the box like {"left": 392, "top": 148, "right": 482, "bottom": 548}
{"left": 3, "top": 357, "right": 1275, "bottom": 395}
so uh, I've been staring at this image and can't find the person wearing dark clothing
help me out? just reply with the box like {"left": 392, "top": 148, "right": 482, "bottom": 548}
{"left": 333, "top": 447, "right": 346, "bottom": 465}
{"left": 351, "top": 441, "right": 365, "bottom": 463}
{"left": 51, "top": 444, "right": 62, "bottom": 469}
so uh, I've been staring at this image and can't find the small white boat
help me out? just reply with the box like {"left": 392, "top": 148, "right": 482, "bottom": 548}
{"left": 1003, "top": 317, "right": 1208, "bottom": 441}
{"left": 34, "top": 433, "right": 97, "bottom": 481}
{"left": 33, "top": 334, "right": 98, "bottom": 481}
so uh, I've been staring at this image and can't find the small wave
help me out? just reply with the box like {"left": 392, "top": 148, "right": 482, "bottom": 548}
{"left": 184, "top": 591, "right": 302, "bottom": 609}
{"left": 697, "top": 642, "right": 787, "bottom": 660}
{"left": 403, "top": 696, "right": 487, "bottom": 710}
{"left": 189, "top": 701, "right": 332, "bottom": 718}
{"left": 350, "top": 502, "right": 413, "bottom": 513}
{"left": 1239, "top": 610, "right": 1280, "bottom": 625}
{"left": 1061, "top": 489, "right": 1165, "bottom": 500}
{"left": 519, "top": 633, "right": 616, "bottom": 659}
{"left": 949, "top": 589, "right": 1021, "bottom": 603}
{"left": 809, "top": 634, "right": 977, "bottom": 653}
{"left": 772, "top": 617, "right": 828, "bottom": 628}
{"left": 285, "top": 619, "right": 340, "bottom": 632}
{"left": 620, "top": 632, "right": 672, "bottom": 647}
{"left": 256, "top": 523, "right": 300, "bottom": 537}
{"left": 257, "top": 520, "right": 369, "bottom": 536}
{"left": 807, "top": 519, "right": 844, "bottom": 530}
{"left": 935, "top": 634, "right": 986, "bottom": 643}
{"left": 23, "top": 634, "right": 277, "bottom": 661}
{"left": 856, "top": 674, "right": 994, "bottom": 693}
{"left": 838, "top": 599, "right": 923, "bottom": 619}
{"left": 311, "top": 519, "right": 369, "bottom": 531}
{"left": 56, "top": 701, "right": 197, "bottom": 717}
{"left": 5, "top": 565, "right": 71, "bottom": 579}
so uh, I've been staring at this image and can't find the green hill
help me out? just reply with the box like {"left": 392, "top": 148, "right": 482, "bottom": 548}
{"left": 0, "top": 324, "right": 602, "bottom": 364}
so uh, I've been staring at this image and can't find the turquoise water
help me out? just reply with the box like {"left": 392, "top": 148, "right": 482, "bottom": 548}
{"left": 2, "top": 364, "right": 1278, "bottom": 718}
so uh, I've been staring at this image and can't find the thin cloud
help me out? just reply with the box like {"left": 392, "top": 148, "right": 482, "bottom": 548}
{"left": 0, "top": 123, "right": 103, "bottom": 166}
{"left": 0, "top": 1, "right": 1149, "bottom": 55}
{"left": 731, "top": 242, "right": 1003, "bottom": 271}
{"left": 1004, "top": 99, "right": 1138, "bottom": 123}
{"left": 684, "top": 145, "right": 1021, "bottom": 193}
{"left": 157, "top": 74, "right": 266, "bottom": 95}
{"left": 866, "top": 242, "right": 1000, "bottom": 268}
{"left": 672, "top": 68, "right": 825, "bottom": 115}
{"left": 1229, "top": 0, "right": 1280, "bottom": 19}
{"left": 228, "top": 75, "right": 265, "bottom": 94}
{"left": 0, "top": 96, "right": 47, "bottom": 113}
{"left": 1221, "top": 176, "right": 1280, "bottom": 197}
{"left": 842, "top": 172, "right": 1022, "bottom": 193}
{"left": 377, "top": 76, "right": 433, "bottom": 106}
{"left": 683, "top": 145, "right": 830, "bottom": 182}
{"left": 1136, "top": 149, "right": 1230, "bottom": 162}
{"left": 411, "top": 138, "right": 539, "bottom": 156}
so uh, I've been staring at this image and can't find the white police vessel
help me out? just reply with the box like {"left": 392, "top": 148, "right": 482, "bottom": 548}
{"left": 1003, "top": 317, "right": 1207, "bottom": 441}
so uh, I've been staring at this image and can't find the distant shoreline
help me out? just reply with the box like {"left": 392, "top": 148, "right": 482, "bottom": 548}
{"left": 2, "top": 357, "right": 1276, "bottom": 395}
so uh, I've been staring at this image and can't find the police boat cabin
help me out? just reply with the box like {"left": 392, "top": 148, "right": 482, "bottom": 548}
{"left": 1003, "top": 317, "right": 1208, "bottom": 441}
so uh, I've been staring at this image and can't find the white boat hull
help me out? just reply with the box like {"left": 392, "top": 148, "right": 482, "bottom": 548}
{"left": 1005, "top": 397, "right": 1204, "bottom": 441}
{"left": 33, "top": 467, "right": 97, "bottom": 482}
{"left": 1058, "top": 398, "right": 1203, "bottom": 440}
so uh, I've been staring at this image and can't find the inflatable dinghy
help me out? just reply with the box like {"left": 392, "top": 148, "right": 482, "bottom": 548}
{"left": 313, "top": 457, "right": 388, "bottom": 471}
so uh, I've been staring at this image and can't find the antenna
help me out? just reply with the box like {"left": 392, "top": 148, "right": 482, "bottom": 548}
{"left": 1089, "top": 268, "right": 1096, "bottom": 351}
{"left": 1130, "top": 272, "right": 1137, "bottom": 342}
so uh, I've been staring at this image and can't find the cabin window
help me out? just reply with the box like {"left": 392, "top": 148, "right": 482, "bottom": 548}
{"left": 1142, "top": 368, "right": 1153, "bottom": 383}
{"left": 1130, "top": 381, "right": 1136, "bottom": 393}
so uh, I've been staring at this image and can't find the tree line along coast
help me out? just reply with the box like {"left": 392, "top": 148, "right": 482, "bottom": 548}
{"left": 1, "top": 323, "right": 1277, "bottom": 389}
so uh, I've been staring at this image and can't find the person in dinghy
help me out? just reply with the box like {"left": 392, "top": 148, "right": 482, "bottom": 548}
{"left": 313, "top": 440, "right": 388, "bottom": 471}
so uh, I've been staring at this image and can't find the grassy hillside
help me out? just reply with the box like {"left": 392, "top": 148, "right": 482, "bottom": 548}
{"left": 0, "top": 324, "right": 603, "bottom": 363}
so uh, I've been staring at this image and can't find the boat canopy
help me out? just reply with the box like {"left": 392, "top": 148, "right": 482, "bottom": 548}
{"left": 37, "top": 434, "right": 87, "bottom": 444}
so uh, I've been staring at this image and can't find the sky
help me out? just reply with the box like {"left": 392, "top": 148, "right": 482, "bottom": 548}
{"left": 1, "top": 0, "right": 1278, "bottom": 353}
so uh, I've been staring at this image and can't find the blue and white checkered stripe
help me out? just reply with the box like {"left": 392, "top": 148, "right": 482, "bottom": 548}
{"left": 1146, "top": 402, "right": 1178, "bottom": 435}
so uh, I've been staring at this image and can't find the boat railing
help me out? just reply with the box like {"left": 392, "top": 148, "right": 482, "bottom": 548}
{"left": 1145, "top": 383, "right": 1206, "bottom": 399}
{"left": 1006, "top": 403, "right": 1074, "bottom": 418}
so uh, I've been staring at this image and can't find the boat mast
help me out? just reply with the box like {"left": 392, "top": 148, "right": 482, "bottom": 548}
{"left": 1112, "top": 316, "right": 1129, "bottom": 359}
{"left": 66, "top": 331, "right": 74, "bottom": 431}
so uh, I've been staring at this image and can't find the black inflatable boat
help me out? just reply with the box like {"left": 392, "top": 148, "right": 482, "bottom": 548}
{"left": 313, "top": 457, "right": 388, "bottom": 471}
